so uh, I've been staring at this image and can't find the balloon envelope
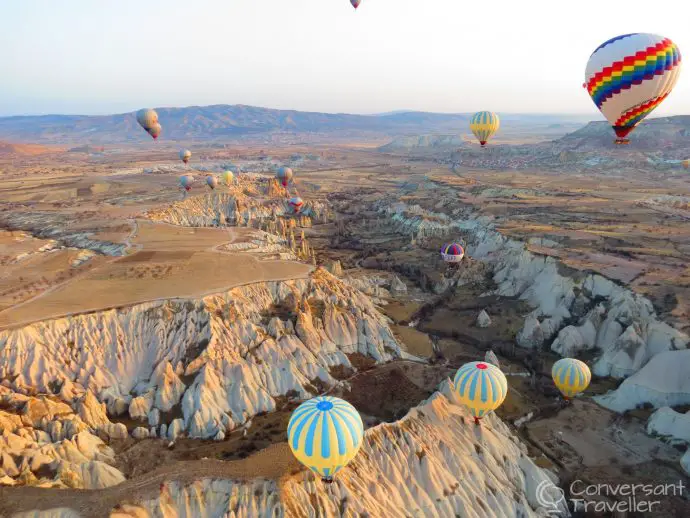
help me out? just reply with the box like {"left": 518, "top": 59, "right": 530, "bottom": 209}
{"left": 351, "top": 0, "right": 362, "bottom": 8}
{"left": 222, "top": 171, "right": 234, "bottom": 185}
{"left": 289, "top": 196, "right": 304, "bottom": 213}
{"left": 452, "top": 361, "right": 508, "bottom": 422}
{"left": 179, "top": 149, "right": 192, "bottom": 164}
{"left": 441, "top": 242, "right": 464, "bottom": 263}
{"left": 206, "top": 176, "right": 218, "bottom": 189}
{"left": 552, "top": 358, "right": 591, "bottom": 398}
{"left": 179, "top": 175, "right": 194, "bottom": 189}
{"left": 585, "top": 34, "right": 682, "bottom": 140}
{"left": 147, "top": 123, "right": 161, "bottom": 140}
{"left": 136, "top": 108, "right": 158, "bottom": 130}
{"left": 470, "top": 112, "right": 500, "bottom": 146}
{"left": 287, "top": 396, "right": 364, "bottom": 482}
{"left": 276, "top": 167, "right": 293, "bottom": 187}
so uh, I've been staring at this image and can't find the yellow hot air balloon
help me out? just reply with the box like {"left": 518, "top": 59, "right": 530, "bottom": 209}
{"left": 683, "top": 159, "right": 690, "bottom": 170}
{"left": 287, "top": 396, "right": 364, "bottom": 483}
{"left": 452, "top": 361, "right": 508, "bottom": 425}
{"left": 222, "top": 170, "right": 234, "bottom": 185}
{"left": 552, "top": 358, "right": 591, "bottom": 399}
{"left": 469, "top": 111, "right": 500, "bottom": 147}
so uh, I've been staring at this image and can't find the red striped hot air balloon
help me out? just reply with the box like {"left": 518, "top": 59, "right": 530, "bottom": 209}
{"left": 585, "top": 34, "right": 682, "bottom": 144}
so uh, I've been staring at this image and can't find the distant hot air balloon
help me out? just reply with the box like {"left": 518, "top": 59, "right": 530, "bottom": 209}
{"left": 179, "top": 149, "right": 192, "bottom": 165}
{"left": 440, "top": 242, "right": 465, "bottom": 263}
{"left": 585, "top": 34, "right": 682, "bottom": 144}
{"left": 552, "top": 358, "right": 591, "bottom": 400}
{"left": 289, "top": 196, "right": 304, "bottom": 214}
{"left": 470, "top": 111, "right": 500, "bottom": 147}
{"left": 276, "top": 166, "right": 293, "bottom": 188}
{"left": 287, "top": 396, "right": 364, "bottom": 483}
{"left": 222, "top": 170, "right": 234, "bottom": 185}
{"left": 179, "top": 175, "right": 194, "bottom": 192}
{"left": 452, "top": 361, "right": 508, "bottom": 425}
{"left": 351, "top": 0, "right": 362, "bottom": 9}
{"left": 147, "top": 123, "right": 161, "bottom": 140}
{"left": 206, "top": 175, "right": 218, "bottom": 190}
{"left": 136, "top": 109, "right": 160, "bottom": 139}
{"left": 683, "top": 159, "right": 690, "bottom": 170}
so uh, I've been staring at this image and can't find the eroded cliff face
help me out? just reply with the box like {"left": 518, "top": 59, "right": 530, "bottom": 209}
{"left": 381, "top": 201, "right": 688, "bottom": 401}
{"left": 0, "top": 269, "right": 401, "bottom": 488}
{"left": 146, "top": 191, "right": 330, "bottom": 229}
{"left": 108, "top": 393, "right": 567, "bottom": 518}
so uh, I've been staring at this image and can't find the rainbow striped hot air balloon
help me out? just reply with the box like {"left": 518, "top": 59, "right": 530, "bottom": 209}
{"left": 441, "top": 242, "right": 465, "bottom": 263}
{"left": 452, "top": 361, "right": 508, "bottom": 425}
{"left": 470, "top": 111, "right": 500, "bottom": 147}
{"left": 585, "top": 34, "right": 682, "bottom": 144}
{"left": 552, "top": 358, "right": 591, "bottom": 399}
{"left": 287, "top": 396, "right": 364, "bottom": 483}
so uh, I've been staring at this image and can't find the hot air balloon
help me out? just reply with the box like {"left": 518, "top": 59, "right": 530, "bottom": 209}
{"left": 276, "top": 167, "right": 293, "bottom": 188}
{"left": 470, "top": 112, "right": 500, "bottom": 147}
{"left": 179, "top": 175, "right": 194, "bottom": 192}
{"left": 287, "top": 396, "right": 364, "bottom": 483}
{"left": 222, "top": 171, "right": 235, "bottom": 185}
{"left": 552, "top": 358, "right": 591, "bottom": 400}
{"left": 452, "top": 361, "right": 508, "bottom": 425}
{"left": 179, "top": 149, "right": 192, "bottom": 165}
{"left": 440, "top": 242, "right": 465, "bottom": 263}
{"left": 289, "top": 196, "right": 304, "bottom": 214}
{"left": 683, "top": 159, "right": 690, "bottom": 170}
{"left": 136, "top": 109, "right": 160, "bottom": 139}
{"left": 206, "top": 175, "right": 218, "bottom": 190}
{"left": 147, "top": 123, "right": 161, "bottom": 140}
{"left": 585, "top": 34, "right": 682, "bottom": 144}
{"left": 351, "top": 0, "right": 362, "bottom": 8}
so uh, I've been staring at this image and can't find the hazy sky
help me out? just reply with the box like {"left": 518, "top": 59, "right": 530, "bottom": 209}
{"left": 2, "top": 0, "right": 688, "bottom": 117}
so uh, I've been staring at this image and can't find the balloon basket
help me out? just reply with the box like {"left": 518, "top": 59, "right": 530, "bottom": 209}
{"left": 321, "top": 477, "right": 334, "bottom": 484}
{"left": 614, "top": 139, "right": 630, "bottom": 145}
{"left": 474, "top": 417, "right": 481, "bottom": 425}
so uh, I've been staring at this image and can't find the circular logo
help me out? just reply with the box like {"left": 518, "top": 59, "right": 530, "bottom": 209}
{"left": 536, "top": 480, "right": 566, "bottom": 513}
{"left": 316, "top": 400, "right": 334, "bottom": 411}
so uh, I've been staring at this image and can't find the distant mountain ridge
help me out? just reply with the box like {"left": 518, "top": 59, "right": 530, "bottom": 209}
{"left": 0, "top": 104, "right": 590, "bottom": 144}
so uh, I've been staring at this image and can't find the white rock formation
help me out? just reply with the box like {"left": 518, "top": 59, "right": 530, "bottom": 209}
{"left": 484, "top": 350, "right": 500, "bottom": 368}
{"left": 646, "top": 407, "right": 690, "bottom": 444}
{"left": 476, "top": 310, "right": 492, "bottom": 328}
{"left": 108, "top": 393, "right": 569, "bottom": 517}
{"left": 390, "top": 275, "right": 407, "bottom": 294}
{"left": 0, "top": 388, "right": 125, "bottom": 489}
{"left": 0, "top": 271, "right": 400, "bottom": 445}
{"left": 132, "top": 427, "right": 150, "bottom": 440}
{"left": 596, "top": 349, "right": 690, "bottom": 412}
{"left": 382, "top": 201, "right": 688, "bottom": 381}
{"left": 516, "top": 316, "right": 545, "bottom": 349}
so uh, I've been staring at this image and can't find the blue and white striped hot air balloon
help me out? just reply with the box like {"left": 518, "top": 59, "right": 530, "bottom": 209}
{"left": 287, "top": 396, "right": 364, "bottom": 483}
{"left": 552, "top": 358, "right": 591, "bottom": 399}
{"left": 452, "top": 361, "right": 508, "bottom": 425}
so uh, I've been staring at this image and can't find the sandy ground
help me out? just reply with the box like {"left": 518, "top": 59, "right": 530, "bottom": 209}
{"left": 0, "top": 249, "right": 312, "bottom": 329}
